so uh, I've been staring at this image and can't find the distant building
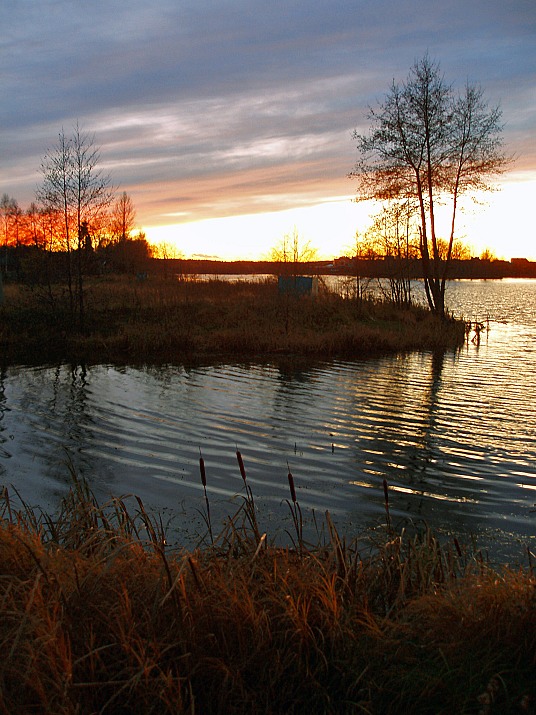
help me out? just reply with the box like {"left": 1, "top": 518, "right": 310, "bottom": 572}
{"left": 511, "top": 258, "right": 530, "bottom": 265}
{"left": 278, "top": 275, "right": 318, "bottom": 296}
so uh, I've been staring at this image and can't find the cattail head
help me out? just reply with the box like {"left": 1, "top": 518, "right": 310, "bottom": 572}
{"left": 199, "top": 456, "right": 206, "bottom": 488}
{"left": 382, "top": 478, "right": 389, "bottom": 508}
{"left": 453, "top": 537, "right": 462, "bottom": 558}
{"left": 288, "top": 471, "right": 297, "bottom": 503}
{"left": 236, "top": 450, "right": 247, "bottom": 483}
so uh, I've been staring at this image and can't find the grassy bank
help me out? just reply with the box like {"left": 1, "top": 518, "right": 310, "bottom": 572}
{"left": 0, "top": 473, "right": 534, "bottom": 714}
{"left": 0, "top": 275, "right": 466, "bottom": 364}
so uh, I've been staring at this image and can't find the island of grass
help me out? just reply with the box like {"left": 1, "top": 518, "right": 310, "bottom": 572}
{"left": 0, "top": 274, "right": 466, "bottom": 365}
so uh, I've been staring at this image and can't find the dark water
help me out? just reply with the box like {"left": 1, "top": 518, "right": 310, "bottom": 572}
{"left": 1, "top": 279, "right": 535, "bottom": 560}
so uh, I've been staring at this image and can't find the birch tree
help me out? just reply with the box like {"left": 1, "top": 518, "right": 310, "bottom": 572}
{"left": 37, "top": 124, "right": 113, "bottom": 328}
{"left": 349, "top": 55, "right": 510, "bottom": 317}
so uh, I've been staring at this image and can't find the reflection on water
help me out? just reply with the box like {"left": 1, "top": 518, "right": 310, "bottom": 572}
{"left": 1, "top": 280, "right": 535, "bottom": 560}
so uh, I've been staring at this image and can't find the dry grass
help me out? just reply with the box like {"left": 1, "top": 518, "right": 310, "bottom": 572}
{"left": 0, "top": 472, "right": 534, "bottom": 714}
{"left": 0, "top": 275, "right": 466, "bottom": 364}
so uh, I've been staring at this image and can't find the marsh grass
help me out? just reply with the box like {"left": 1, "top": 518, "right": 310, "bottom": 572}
{"left": 0, "top": 470, "right": 534, "bottom": 714}
{"left": 0, "top": 275, "right": 466, "bottom": 364}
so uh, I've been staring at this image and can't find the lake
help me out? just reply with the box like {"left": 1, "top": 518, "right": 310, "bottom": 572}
{"left": 1, "top": 279, "right": 535, "bottom": 561}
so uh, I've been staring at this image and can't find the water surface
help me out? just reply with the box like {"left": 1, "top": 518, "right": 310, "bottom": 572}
{"left": 1, "top": 279, "right": 535, "bottom": 559}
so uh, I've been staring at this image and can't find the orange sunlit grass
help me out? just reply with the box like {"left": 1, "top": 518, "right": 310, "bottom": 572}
{"left": 1, "top": 472, "right": 534, "bottom": 714}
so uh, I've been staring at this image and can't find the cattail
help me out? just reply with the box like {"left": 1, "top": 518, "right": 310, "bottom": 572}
{"left": 288, "top": 471, "right": 297, "bottom": 503}
{"left": 199, "top": 455, "right": 206, "bottom": 488}
{"left": 383, "top": 478, "right": 391, "bottom": 530}
{"left": 382, "top": 478, "right": 389, "bottom": 508}
{"left": 453, "top": 537, "right": 462, "bottom": 558}
{"left": 199, "top": 449, "right": 213, "bottom": 543}
{"left": 236, "top": 449, "right": 247, "bottom": 483}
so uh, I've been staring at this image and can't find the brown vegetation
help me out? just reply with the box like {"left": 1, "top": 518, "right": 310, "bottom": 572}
{"left": 0, "top": 275, "right": 466, "bottom": 365}
{"left": 0, "top": 474, "right": 534, "bottom": 714}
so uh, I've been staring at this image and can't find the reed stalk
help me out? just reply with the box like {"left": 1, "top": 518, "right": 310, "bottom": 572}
{"left": 383, "top": 477, "right": 391, "bottom": 531}
{"left": 235, "top": 449, "right": 262, "bottom": 546}
{"left": 286, "top": 467, "right": 304, "bottom": 554}
{"left": 198, "top": 449, "right": 213, "bottom": 544}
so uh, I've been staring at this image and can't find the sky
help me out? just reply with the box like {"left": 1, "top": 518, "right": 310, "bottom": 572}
{"left": 1, "top": 0, "right": 535, "bottom": 261}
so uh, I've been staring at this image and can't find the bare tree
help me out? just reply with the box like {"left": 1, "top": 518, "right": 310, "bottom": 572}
{"left": 110, "top": 191, "right": 136, "bottom": 243}
{"left": 480, "top": 247, "right": 497, "bottom": 261}
{"left": 341, "top": 230, "right": 377, "bottom": 303}
{"left": 365, "top": 202, "right": 419, "bottom": 306}
{"left": 37, "top": 124, "right": 113, "bottom": 329}
{"left": 268, "top": 227, "right": 319, "bottom": 335}
{"left": 1, "top": 194, "right": 21, "bottom": 273}
{"left": 153, "top": 240, "right": 184, "bottom": 280}
{"left": 24, "top": 203, "right": 44, "bottom": 249}
{"left": 350, "top": 55, "right": 510, "bottom": 317}
{"left": 105, "top": 191, "right": 138, "bottom": 271}
{"left": 37, "top": 130, "right": 75, "bottom": 307}
{"left": 269, "top": 226, "right": 318, "bottom": 276}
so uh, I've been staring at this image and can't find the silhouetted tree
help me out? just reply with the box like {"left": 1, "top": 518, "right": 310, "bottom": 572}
{"left": 37, "top": 124, "right": 113, "bottom": 329}
{"left": 480, "top": 247, "right": 497, "bottom": 261}
{"left": 1, "top": 194, "right": 21, "bottom": 274}
{"left": 110, "top": 191, "right": 136, "bottom": 243}
{"left": 153, "top": 240, "right": 184, "bottom": 280}
{"left": 350, "top": 55, "right": 510, "bottom": 317}
{"left": 269, "top": 227, "right": 319, "bottom": 335}
{"left": 365, "top": 202, "right": 419, "bottom": 306}
{"left": 341, "top": 230, "right": 377, "bottom": 303}
{"left": 101, "top": 232, "right": 153, "bottom": 274}
{"left": 269, "top": 226, "right": 318, "bottom": 276}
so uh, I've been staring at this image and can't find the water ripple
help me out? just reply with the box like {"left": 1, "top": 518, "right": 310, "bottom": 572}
{"left": 1, "top": 281, "right": 535, "bottom": 559}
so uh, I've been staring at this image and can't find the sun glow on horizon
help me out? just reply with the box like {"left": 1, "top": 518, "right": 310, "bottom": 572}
{"left": 143, "top": 177, "right": 536, "bottom": 262}
{"left": 144, "top": 197, "right": 369, "bottom": 261}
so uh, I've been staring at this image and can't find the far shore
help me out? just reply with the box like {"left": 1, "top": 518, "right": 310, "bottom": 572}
{"left": 156, "top": 255, "right": 536, "bottom": 280}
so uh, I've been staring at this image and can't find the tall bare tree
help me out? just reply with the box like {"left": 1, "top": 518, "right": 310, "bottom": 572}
{"left": 349, "top": 55, "right": 510, "bottom": 317}
{"left": 37, "top": 124, "right": 113, "bottom": 328}
{"left": 37, "top": 130, "right": 74, "bottom": 305}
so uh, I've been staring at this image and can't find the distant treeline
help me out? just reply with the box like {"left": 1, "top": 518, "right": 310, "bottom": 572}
{"left": 2, "top": 245, "right": 535, "bottom": 281}
{"left": 163, "top": 256, "right": 536, "bottom": 280}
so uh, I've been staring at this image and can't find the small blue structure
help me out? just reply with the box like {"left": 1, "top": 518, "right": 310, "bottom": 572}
{"left": 278, "top": 275, "right": 318, "bottom": 296}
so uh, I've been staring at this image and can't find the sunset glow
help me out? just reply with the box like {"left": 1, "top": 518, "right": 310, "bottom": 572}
{"left": 144, "top": 176, "right": 536, "bottom": 261}
{"left": 1, "top": 1, "right": 534, "bottom": 262}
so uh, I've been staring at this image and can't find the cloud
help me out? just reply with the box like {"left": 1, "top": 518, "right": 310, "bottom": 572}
{"left": 1, "top": 0, "right": 534, "bottom": 258}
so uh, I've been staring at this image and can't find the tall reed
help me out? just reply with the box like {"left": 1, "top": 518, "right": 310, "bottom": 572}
{"left": 198, "top": 448, "right": 213, "bottom": 544}
{"left": 286, "top": 466, "right": 304, "bottom": 553}
{"left": 235, "top": 448, "right": 263, "bottom": 546}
